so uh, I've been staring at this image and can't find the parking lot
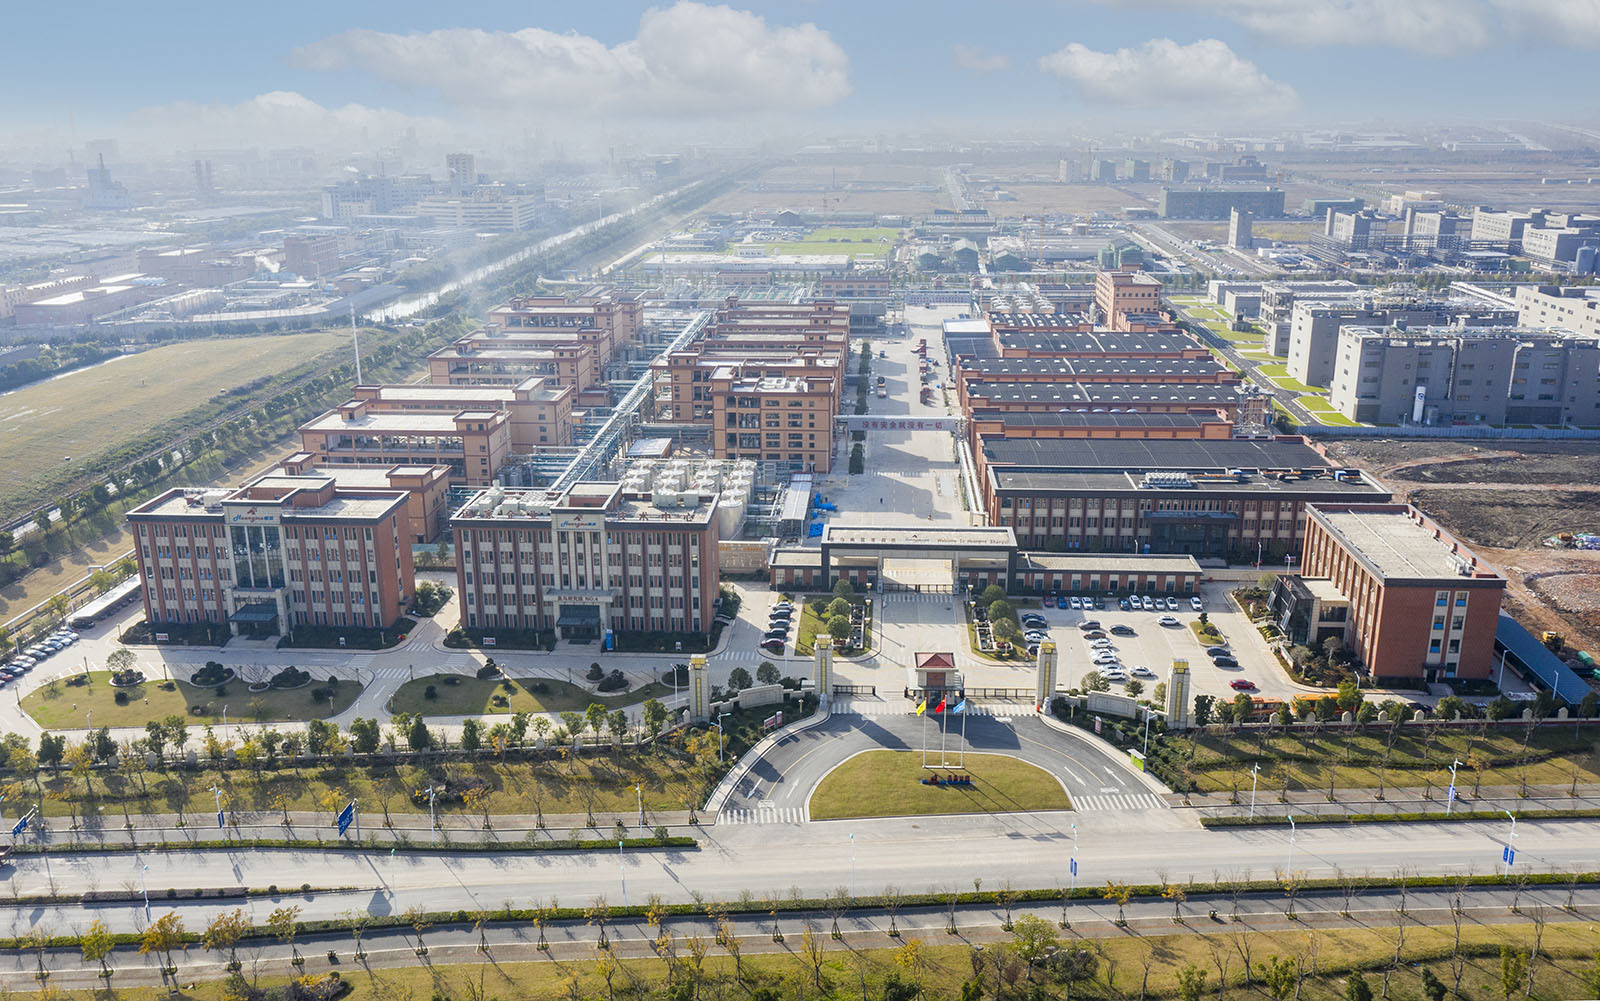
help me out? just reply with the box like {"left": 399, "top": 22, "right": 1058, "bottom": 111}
{"left": 1019, "top": 579, "right": 1305, "bottom": 703}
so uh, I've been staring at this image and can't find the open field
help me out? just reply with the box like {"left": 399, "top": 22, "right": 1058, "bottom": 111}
{"left": 388, "top": 674, "right": 674, "bottom": 717}
{"left": 1177, "top": 723, "right": 1600, "bottom": 795}
{"left": 973, "top": 181, "right": 1155, "bottom": 216}
{"left": 22, "top": 671, "right": 362, "bottom": 728}
{"left": 0, "top": 331, "right": 342, "bottom": 514}
{"left": 20, "top": 750, "right": 709, "bottom": 821}
{"left": 1411, "top": 488, "right": 1600, "bottom": 550}
{"left": 809, "top": 750, "right": 1071, "bottom": 820}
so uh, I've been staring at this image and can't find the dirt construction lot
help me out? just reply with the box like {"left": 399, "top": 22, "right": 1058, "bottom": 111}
{"left": 1325, "top": 438, "right": 1600, "bottom": 667}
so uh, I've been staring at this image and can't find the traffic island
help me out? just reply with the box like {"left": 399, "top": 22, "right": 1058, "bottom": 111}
{"left": 808, "top": 750, "right": 1071, "bottom": 820}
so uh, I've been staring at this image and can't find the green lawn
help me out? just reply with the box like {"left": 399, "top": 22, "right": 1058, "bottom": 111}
{"left": 1296, "top": 396, "right": 1363, "bottom": 427}
{"left": 792, "top": 595, "right": 871, "bottom": 657}
{"left": 1255, "top": 363, "right": 1326, "bottom": 394}
{"left": 22, "top": 671, "right": 361, "bottom": 728}
{"left": 809, "top": 750, "right": 1071, "bottom": 820}
{"left": 388, "top": 674, "right": 675, "bottom": 717}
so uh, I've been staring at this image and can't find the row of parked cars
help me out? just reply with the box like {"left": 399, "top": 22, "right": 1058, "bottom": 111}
{"left": 761, "top": 601, "right": 795, "bottom": 654}
{"left": 1, "top": 627, "right": 79, "bottom": 687}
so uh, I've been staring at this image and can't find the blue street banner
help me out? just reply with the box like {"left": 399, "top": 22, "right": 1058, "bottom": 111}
{"left": 216, "top": 809, "right": 225, "bottom": 830}
{"left": 1069, "top": 858, "right": 1078, "bottom": 877}
{"left": 11, "top": 814, "right": 29, "bottom": 836}
{"left": 1503, "top": 845, "right": 1515, "bottom": 866}
{"left": 337, "top": 801, "right": 355, "bottom": 836}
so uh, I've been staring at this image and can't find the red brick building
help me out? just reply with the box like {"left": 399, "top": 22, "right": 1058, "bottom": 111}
{"left": 127, "top": 475, "right": 415, "bottom": 639}
{"left": 1296, "top": 503, "right": 1506, "bottom": 683}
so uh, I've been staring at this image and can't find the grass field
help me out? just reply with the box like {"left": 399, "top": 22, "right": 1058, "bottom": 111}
{"left": 735, "top": 227, "right": 901, "bottom": 260}
{"left": 1296, "top": 396, "right": 1363, "bottom": 427}
{"left": 1254, "top": 363, "right": 1326, "bottom": 394}
{"left": 809, "top": 750, "right": 1071, "bottom": 820}
{"left": 1177, "top": 722, "right": 1600, "bottom": 794}
{"left": 14, "top": 920, "right": 1600, "bottom": 1001}
{"left": 24, "top": 748, "right": 710, "bottom": 821}
{"left": 0, "top": 331, "right": 342, "bottom": 512}
{"left": 388, "top": 674, "right": 674, "bottom": 717}
{"left": 21, "top": 671, "right": 361, "bottom": 728}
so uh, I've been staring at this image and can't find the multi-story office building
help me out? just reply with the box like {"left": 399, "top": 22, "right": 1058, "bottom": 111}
{"left": 1470, "top": 207, "right": 1545, "bottom": 248}
{"left": 269, "top": 454, "right": 452, "bottom": 545}
{"left": 711, "top": 375, "right": 836, "bottom": 472}
{"left": 1286, "top": 301, "right": 1518, "bottom": 389}
{"left": 1228, "top": 209, "right": 1254, "bottom": 250}
{"left": 282, "top": 236, "right": 342, "bottom": 278}
{"left": 427, "top": 341, "right": 596, "bottom": 392}
{"left": 1158, "top": 187, "right": 1285, "bottom": 220}
{"left": 976, "top": 437, "right": 1389, "bottom": 560}
{"left": 1256, "top": 280, "right": 1367, "bottom": 353}
{"left": 1094, "top": 270, "right": 1162, "bottom": 327}
{"left": 1520, "top": 215, "right": 1600, "bottom": 265}
{"left": 127, "top": 475, "right": 415, "bottom": 639}
{"left": 410, "top": 192, "right": 539, "bottom": 232}
{"left": 1123, "top": 158, "right": 1150, "bottom": 182}
{"left": 348, "top": 378, "right": 575, "bottom": 451}
{"left": 298, "top": 400, "right": 512, "bottom": 486}
{"left": 484, "top": 288, "right": 642, "bottom": 365}
{"left": 451, "top": 481, "right": 721, "bottom": 642}
{"left": 1515, "top": 284, "right": 1600, "bottom": 338}
{"left": 1327, "top": 325, "right": 1600, "bottom": 425}
{"left": 817, "top": 272, "right": 890, "bottom": 332}
{"left": 1292, "top": 503, "right": 1505, "bottom": 682}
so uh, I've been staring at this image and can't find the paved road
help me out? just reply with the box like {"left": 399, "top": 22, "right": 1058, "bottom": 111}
{"left": 718, "top": 709, "right": 1166, "bottom": 824}
{"left": 2, "top": 814, "right": 1590, "bottom": 937}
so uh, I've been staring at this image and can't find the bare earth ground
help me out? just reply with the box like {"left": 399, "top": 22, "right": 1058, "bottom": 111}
{"left": 1325, "top": 438, "right": 1600, "bottom": 663}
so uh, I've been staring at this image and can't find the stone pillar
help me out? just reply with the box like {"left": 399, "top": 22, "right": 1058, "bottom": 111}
{"left": 813, "top": 644, "right": 833, "bottom": 701}
{"left": 688, "top": 654, "right": 710, "bottom": 723}
{"left": 1166, "top": 659, "right": 1192, "bottom": 729}
{"left": 1034, "top": 641, "right": 1058, "bottom": 711}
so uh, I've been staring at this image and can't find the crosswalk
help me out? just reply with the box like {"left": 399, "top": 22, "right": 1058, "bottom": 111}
{"left": 1072, "top": 792, "right": 1168, "bottom": 812}
{"left": 833, "top": 699, "right": 1016, "bottom": 721}
{"left": 878, "top": 591, "right": 956, "bottom": 603}
{"left": 368, "top": 666, "right": 411, "bottom": 680}
{"left": 399, "top": 639, "right": 434, "bottom": 652}
{"left": 718, "top": 804, "right": 807, "bottom": 825}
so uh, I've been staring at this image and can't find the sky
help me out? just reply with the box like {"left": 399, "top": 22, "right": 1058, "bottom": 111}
{"left": 5, "top": 0, "right": 1600, "bottom": 154}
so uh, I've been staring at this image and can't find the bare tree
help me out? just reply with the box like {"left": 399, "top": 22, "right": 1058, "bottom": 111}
{"left": 882, "top": 883, "right": 905, "bottom": 937}
{"left": 1208, "top": 939, "right": 1231, "bottom": 1001}
{"left": 1526, "top": 905, "right": 1546, "bottom": 998}
{"left": 1231, "top": 931, "right": 1255, "bottom": 990}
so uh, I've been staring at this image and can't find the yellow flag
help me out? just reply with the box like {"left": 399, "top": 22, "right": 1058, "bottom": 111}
{"left": 915, "top": 699, "right": 927, "bottom": 716}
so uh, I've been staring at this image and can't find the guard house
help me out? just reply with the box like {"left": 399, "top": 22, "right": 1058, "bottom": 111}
{"left": 914, "top": 652, "right": 961, "bottom": 692}
{"left": 819, "top": 524, "right": 1018, "bottom": 592}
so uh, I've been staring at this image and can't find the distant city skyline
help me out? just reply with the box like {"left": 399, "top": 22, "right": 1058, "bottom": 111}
{"left": 4, "top": 0, "right": 1600, "bottom": 154}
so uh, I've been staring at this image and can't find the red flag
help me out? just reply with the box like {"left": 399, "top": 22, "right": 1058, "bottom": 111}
{"left": 935, "top": 698, "right": 947, "bottom": 713}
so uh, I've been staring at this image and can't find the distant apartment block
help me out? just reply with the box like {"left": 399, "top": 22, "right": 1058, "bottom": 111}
{"left": 1158, "top": 187, "right": 1285, "bottom": 220}
{"left": 298, "top": 400, "right": 512, "bottom": 486}
{"left": 282, "top": 236, "right": 342, "bottom": 278}
{"left": 411, "top": 193, "right": 539, "bottom": 232}
{"left": 1328, "top": 325, "right": 1600, "bottom": 425}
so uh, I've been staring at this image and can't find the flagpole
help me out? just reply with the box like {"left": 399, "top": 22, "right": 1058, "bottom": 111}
{"left": 940, "top": 692, "right": 948, "bottom": 767}
{"left": 921, "top": 692, "right": 928, "bottom": 768}
{"left": 960, "top": 694, "right": 968, "bottom": 768}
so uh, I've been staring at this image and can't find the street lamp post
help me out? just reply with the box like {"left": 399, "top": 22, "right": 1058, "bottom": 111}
{"left": 618, "top": 840, "right": 628, "bottom": 907}
{"left": 849, "top": 831, "right": 856, "bottom": 898}
{"left": 1070, "top": 822, "right": 1079, "bottom": 895}
{"left": 222, "top": 705, "right": 228, "bottom": 743}
{"left": 429, "top": 786, "right": 438, "bottom": 845}
{"left": 1142, "top": 707, "right": 1152, "bottom": 755}
{"left": 636, "top": 784, "right": 644, "bottom": 829}
{"left": 716, "top": 712, "right": 730, "bottom": 764}
{"left": 1447, "top": 758, "right": 1462, "bottom": 815}
{"left": 1249, "top": 762, "right": 1260, "bottom": 820}
{"left": 1503, "top": 809, "right": 1517, "bottom": 874}
{"left": 140, "top": 863, "right": 150, "bottom": 920}
{"left": 1496, "top": 648, "right": 1508, "bottom": 693}
{"left": 1286, "top": 814, "right": 1296, "bottom": 877}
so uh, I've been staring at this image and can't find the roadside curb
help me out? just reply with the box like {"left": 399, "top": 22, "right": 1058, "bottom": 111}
{"left": 704, "top": 701, "right": 834, "bottom": 816}
{"left": 1037, "top": 711, "right": 1174, "bottom": 796}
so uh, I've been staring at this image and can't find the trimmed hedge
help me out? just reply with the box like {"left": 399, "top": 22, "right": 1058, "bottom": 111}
{"left": 1203, "top": 807, "right": 1600, "bottom": 828}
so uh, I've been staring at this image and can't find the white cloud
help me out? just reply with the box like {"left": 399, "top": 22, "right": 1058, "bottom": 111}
{"left": 1038, "top": 38, "right": 1298, "bottom": 116}
{"left": 1492, "top": 0, "right": 1600, "bottom": 47}
{"left": 1086, "top": 1, "right": 1494, "bottom": 51}
{"left": 122, "top": 92, "right": 445, "bottom": 151}
{"left": 291, "top": 2, "right": 850, "bottom": 117}
{"left": 951, "top": 45, "right": 1012, "bottom": 73}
